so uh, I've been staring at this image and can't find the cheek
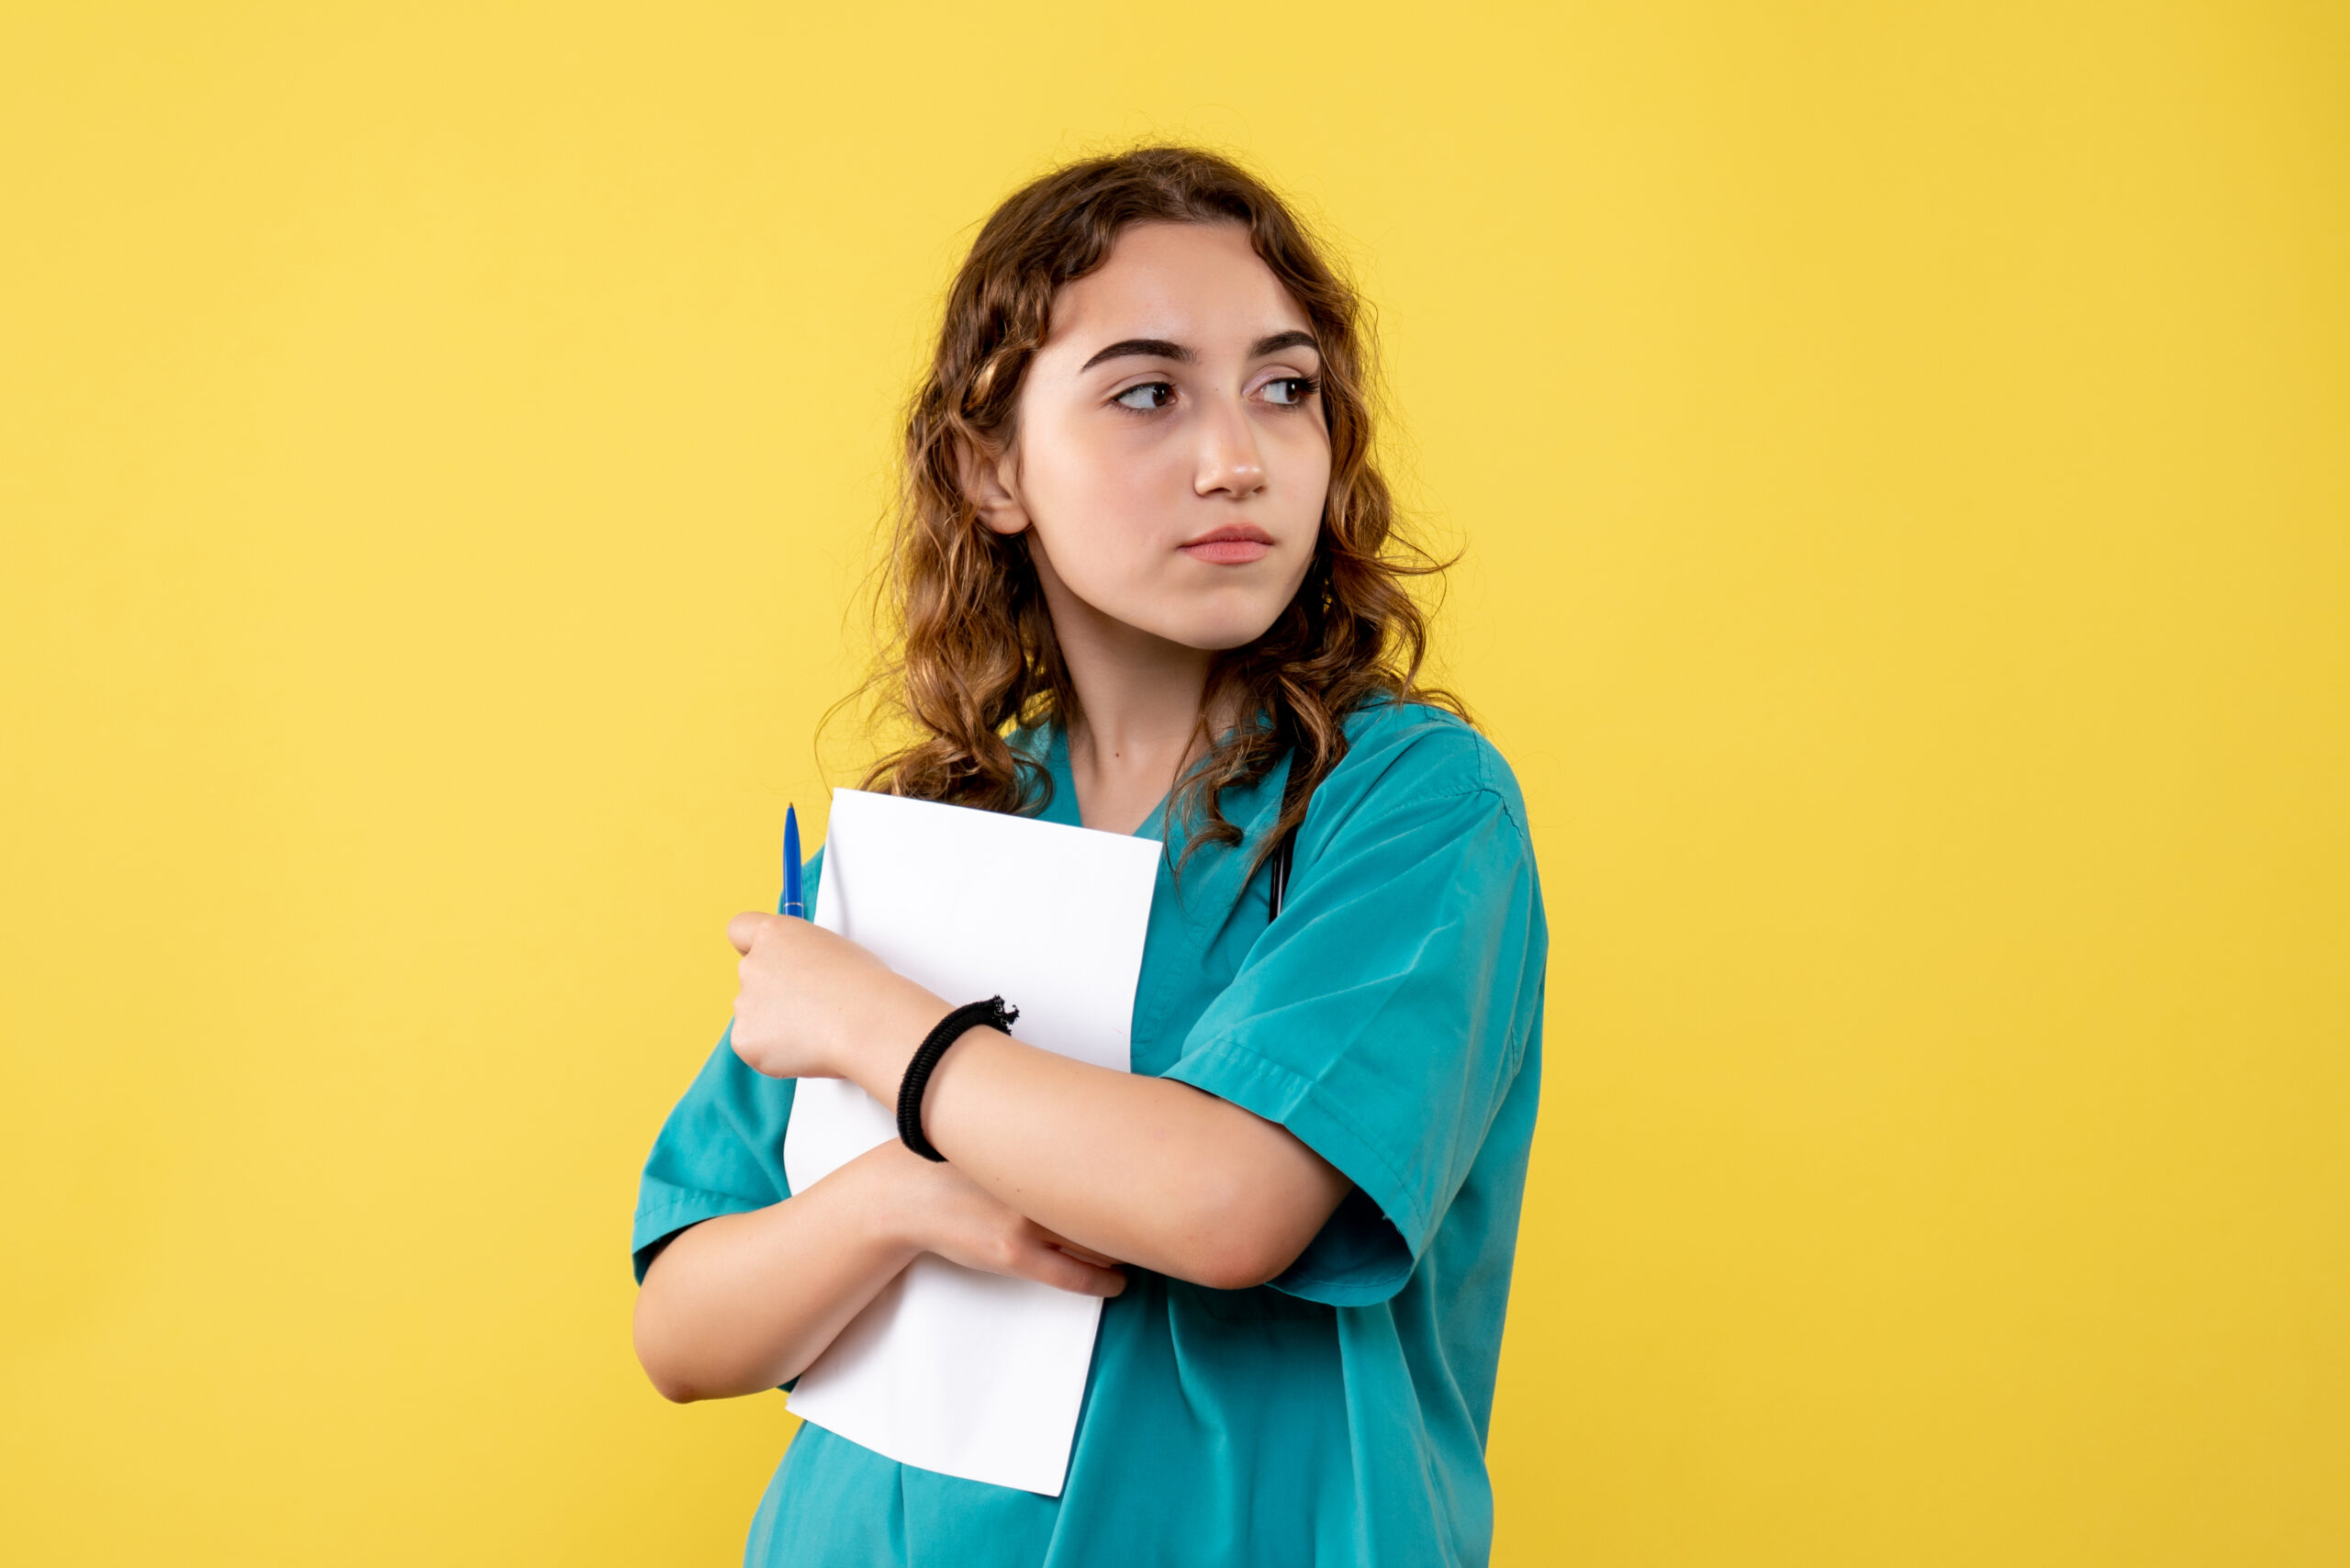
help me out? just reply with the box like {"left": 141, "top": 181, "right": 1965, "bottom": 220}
{"left": 1270, "top": 420, "right": 1335, "bottom": 527}
{"left": 1299, "top": 431, "right": 1335, "bottom": 510}
{"left": 1020, "top": 420, "right": 1182, "bottom": 563}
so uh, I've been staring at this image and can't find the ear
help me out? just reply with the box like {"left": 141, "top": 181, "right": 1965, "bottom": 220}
{"left": 956, "top": 436, "right": 1030, "bottom": 537}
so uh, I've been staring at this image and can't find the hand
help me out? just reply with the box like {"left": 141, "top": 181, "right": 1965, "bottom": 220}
{"left": 725, "top": 912, "right": 937, "bottom": 1082}
{"left": 864, "top": 1143, "right": 1127, "bottom": 1298}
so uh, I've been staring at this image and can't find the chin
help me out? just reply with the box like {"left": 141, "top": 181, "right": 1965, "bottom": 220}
{"left": 1152, "top": 607, "right": 1290, "bottom": 654}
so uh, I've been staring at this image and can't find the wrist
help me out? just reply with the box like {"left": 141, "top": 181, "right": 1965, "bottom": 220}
{"left": 835, "top": 972, "right": 954, "bottom": 1101}
{"left": 842, "top": 1140, "right": 937, "bottom": 1256}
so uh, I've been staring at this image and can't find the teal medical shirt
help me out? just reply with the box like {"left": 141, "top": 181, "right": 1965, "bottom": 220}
{"left": 633, "top": 700, "right": 1548, "bottom": 1567}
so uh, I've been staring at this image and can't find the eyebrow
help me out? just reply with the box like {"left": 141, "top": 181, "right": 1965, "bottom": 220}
{"left": 1249, "top": 330, "right": 1319, "bottom": 359}
{"left": 1077, "top": 330, "right": 1322, "bottom": 374}
{"left": 1080, "top": 338, "right": 1192, "bottom": 372}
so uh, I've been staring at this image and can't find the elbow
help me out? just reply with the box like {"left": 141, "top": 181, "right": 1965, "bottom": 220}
{"left": 647, "top": 1371, "right": 702, "bottom": 1406}
{"left": 1171, "top": 1211, "right": 1313, "bottom": 1294}
{"left": 646, "top": 1362, "right": 800, "bottom": 1405}
{"left": 1184, "top": 1249, "right": 1292, "bottom": 1294}
{"left": 634, "top": 1315, "right": 797, "bottom": 1404}
{"left": 633, "top": 1296, "right": 717, "bottom": 1404}
{"left": 640, "top": 1348, "right": 744, "bottom": 1405}
{"left": 1164, "top": 1146, "right": 1349, "bottom": 1292}
{"left": 635, "top": 1335, "right": 708, "bottom": 1405}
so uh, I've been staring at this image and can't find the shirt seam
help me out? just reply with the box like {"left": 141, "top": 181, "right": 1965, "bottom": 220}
{"left": 1324, "top": 775, "right": 1528, "bottom": 846}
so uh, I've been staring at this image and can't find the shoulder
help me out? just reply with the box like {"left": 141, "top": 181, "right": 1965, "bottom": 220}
{"left": 1335, "top": 699, "right": 1527, "bottom": 813}
{"left": 1322, "top": 699, "right": 1531, "bottom": 843}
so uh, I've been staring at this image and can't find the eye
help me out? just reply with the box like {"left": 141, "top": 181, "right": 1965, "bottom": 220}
{"left": 1260, "top": 375, "right": 1320, "bottom": 407}
{"left": 1113, "top": 381, "right": 1176, "bottom": 411}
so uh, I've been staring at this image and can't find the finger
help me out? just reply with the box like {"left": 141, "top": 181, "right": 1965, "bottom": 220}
{"left": 1016, "top": 1249, "right": 1127, "bottom": 1298}
{"left": 726, "top": 911, "right": 776, "bottom": 956}
{"left": 1032, "top": 1223, "right": 1105, "bottom": 1256}
{"left": 1045, "top": 1238, "right": 1121, "bottom": 1270}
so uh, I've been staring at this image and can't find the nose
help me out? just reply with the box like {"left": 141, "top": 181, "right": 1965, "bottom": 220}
{"left": 1193, "top": 394, "right": 1267, "bottom": 499}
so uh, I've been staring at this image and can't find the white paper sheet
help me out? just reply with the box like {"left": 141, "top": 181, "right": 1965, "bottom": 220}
{"left": 781, "top": 788, "right": 1161, "bottom": 1496}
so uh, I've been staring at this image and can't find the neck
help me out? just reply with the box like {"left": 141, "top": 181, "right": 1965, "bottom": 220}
{"left": 1030, "top": 547, "right": 1222, "bottom": 835}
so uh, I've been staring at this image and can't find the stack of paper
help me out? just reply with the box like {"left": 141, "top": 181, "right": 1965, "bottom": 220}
{"left": 781, "top": 788, "right": 1161, "bottom": 1496}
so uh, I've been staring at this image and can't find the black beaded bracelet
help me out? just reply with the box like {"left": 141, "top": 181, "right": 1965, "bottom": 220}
{"left": 896, "top": 996, "right": 1020, "bottom": 1162}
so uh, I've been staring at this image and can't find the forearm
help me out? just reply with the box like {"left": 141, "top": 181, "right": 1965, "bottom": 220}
{"left": 721, "top": 913, "right": 1352, "bottom": 1294}
{"left": 632, "top": 1145, "right": 913, "bottom": 1402}
{"left": 936, "top": 1036, "right": 1340, "bottom": 1288}
{"left": 837, "top": 987, "right": 1348, "bottom": 1289}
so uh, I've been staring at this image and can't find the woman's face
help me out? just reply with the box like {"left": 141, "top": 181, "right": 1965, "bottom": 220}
{"left": 974, "top": 221, "right": 1332, "bottom": 654}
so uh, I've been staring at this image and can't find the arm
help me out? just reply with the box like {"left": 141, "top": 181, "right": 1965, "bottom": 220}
{"left": 632, "top": 1138, "right": 1125, "bottom": 1403}
{"left": 725, "top": 914, "right": 1354, "bottom": 1293}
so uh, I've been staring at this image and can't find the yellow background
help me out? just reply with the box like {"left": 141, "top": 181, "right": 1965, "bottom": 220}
{"left": 5, "top": 2, "right": 2344, "bottom": 1562}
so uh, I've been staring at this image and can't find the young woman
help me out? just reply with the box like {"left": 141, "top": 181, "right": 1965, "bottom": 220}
{"left": 631, "top": 146, "right": 1548, "bottom": 1567}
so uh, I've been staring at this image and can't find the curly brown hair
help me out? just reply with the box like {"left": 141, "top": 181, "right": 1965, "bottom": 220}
{"left": 856, "top": 144, "right": 1463, "bottom": 864}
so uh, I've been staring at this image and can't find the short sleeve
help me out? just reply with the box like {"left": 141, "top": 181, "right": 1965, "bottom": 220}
{"left": 629, "top": 849, "right": 822, "bottom": 1282}
{"left": 630, "top": 1030, "right": 798, "bottom": 1282}
{"left": 1161, "top": 765, "right": 1546, "bottom": 1306}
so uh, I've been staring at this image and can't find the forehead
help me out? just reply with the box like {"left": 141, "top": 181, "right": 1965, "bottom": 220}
{"left": 1044, "top": 221, "right": 1310, "bottom": 351}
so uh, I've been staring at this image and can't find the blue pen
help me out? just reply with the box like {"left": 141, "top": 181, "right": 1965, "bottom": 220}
{"left": 781, "top": 803, "right": 805, "bottom": 919}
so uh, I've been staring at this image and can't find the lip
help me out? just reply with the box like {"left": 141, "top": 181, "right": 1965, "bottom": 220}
{"left": 1177, "top": 524, "right": 1274, "bottom": 566}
